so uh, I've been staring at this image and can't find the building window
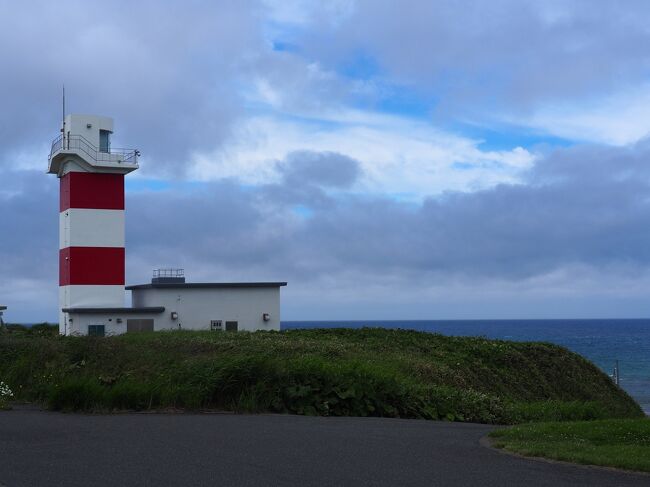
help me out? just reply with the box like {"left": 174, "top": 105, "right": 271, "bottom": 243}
{"left": 225, "top": 321, "right": 238, "bottom": 332}
{"left": 210, "top": 320, "right": 222, "bottom": 331}
{"left": 88, "top": 325, "right": 105, "bottom": 337}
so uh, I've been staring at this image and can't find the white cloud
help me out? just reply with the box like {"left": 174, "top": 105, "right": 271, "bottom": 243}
{"left": 190, "top": 108, "right": 535, "bottom": 200}
{"left": 515, "top": 84, "right": 650, "bottom": 146}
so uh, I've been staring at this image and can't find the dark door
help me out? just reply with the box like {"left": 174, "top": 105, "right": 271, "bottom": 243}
{"left": 225, "top": 321, "right": 238, "bottom": 332}
{"left": 99, "top": 130, "right": 111, "bottom": 152}
{"left": 127, "top": 319, "right": 154, "bottom": 332}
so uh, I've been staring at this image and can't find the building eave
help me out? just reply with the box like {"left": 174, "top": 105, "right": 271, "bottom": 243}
{"left": 126, "top": 282, "right": 288, "bottom": 290}
{"left": 62, "top": 307, "right": 165, "bottom": 314}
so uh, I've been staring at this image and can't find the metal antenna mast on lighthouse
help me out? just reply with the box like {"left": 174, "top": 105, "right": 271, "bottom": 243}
{"left": 62, "top": 85, "right": 66, "bottom": 149}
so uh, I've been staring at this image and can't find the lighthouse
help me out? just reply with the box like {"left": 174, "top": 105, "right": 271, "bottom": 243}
{"left": 47, "top": 114, "right": 139, "bottom": 335}
{"left": 47, "top": 114, "right": 285, "bottom": 336}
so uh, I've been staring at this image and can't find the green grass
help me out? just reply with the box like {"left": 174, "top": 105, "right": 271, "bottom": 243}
{"left": 490, "top": 419, "right": 650, "bottom": 472}
{"left": 0, "top": 328, "right": 643, "bottom": 423}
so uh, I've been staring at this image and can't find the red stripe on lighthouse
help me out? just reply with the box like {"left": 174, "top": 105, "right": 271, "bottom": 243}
{"left": 59, "top": 247, "right": 125, "bottom": 285}
{"left": 60, "top": 172, "right": 125, "bottom": 211}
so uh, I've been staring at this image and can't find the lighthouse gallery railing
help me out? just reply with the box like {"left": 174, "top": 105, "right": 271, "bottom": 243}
{"left": 49, "top": 134, "right": 138, "bottom": 165}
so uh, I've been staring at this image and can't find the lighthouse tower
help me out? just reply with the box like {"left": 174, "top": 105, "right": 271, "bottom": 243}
{"left": 47, "top": 115, "right": 138, "bottom": 335}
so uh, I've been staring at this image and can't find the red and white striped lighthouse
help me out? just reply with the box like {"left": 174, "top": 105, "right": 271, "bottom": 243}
{"left": 48, "top": 115, "right": 138, "bottom": 335}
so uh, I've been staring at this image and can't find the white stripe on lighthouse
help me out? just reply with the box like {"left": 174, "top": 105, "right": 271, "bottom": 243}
{"left": 59, "top": 285, "right": 125, "bottom": 308}
{"left": 59, "top": 208, "right": 125, "bottom": 249}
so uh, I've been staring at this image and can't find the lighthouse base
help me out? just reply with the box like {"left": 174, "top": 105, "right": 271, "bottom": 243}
{"left": 59, "top": 285, "right": 125, "bottom": 335}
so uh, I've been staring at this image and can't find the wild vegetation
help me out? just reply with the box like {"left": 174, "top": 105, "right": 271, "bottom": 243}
{"left": 3, "top": 323, "right": 58, "bottom": 336}
{"left": 0, "top": 328, "right": 643, "bottom": 423}
{"left": 490, "top": 418, "right": 650, "bottom": 472}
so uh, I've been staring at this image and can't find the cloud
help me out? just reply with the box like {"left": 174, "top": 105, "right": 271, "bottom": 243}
{"left": 0, "top": 0, "right": 264, "bottom": 174}
{"left": 266, "top": 0, "right": 650, "bottom": 145}
{"left": 5, "top": 1, "right": 650, "bottom": 322}
{"left": 296, "top": 0, "right": 650, "bottom": 106}
{"left": 515, "top": 85, "right": 650, "bottom": 145}
{"left": 5, "top": 139, "right": 650, "bottom": 321}
{"left": 190, "top": 111, "right": 535, "bottom": 200}
{"left": 133, "top": 139, "right": 650, "bottom": 307}
{"left": 0, "top": 169, "right": 59, "bottom": 321}
{"left": 277, "top": 150, "right": 360, "bottom": 188}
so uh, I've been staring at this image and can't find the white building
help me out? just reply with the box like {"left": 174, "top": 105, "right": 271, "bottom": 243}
{"left": 63, "top": 270, "right": 285, "bottom": 336}
{"left": 47, "top": 114, "right": 287, "bottom": 336}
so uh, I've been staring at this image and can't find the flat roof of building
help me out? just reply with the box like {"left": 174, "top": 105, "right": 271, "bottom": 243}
{"left": 62, "top": 307, "right": 165, "bottom": 314}
{"left": 125, "top": 282, "right": 288, "bottom": 290}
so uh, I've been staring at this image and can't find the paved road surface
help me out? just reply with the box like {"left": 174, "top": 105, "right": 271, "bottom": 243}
{"left": 0, "top": 409, "right": 647, "bottom": 487}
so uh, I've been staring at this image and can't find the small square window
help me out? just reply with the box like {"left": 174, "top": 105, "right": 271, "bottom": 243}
{"left": 88, "top": 325, "right": 105, "bottom": 337}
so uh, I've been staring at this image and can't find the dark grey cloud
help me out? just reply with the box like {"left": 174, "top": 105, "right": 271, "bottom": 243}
{"left": 259, "top": 150, "right": 362, "bottom": 209}
{"left": 126, "top": 142, "right": 650, "bottom": 284}
{"left": 278, "top": 150, "right": 360, "bottom": 188}
{"left": 5, "top": 142, "right": 650, "bottom": 321}
{"left": 285, "top": 141, "right": 650, "bottom": 280}
{"left": 0, "top": 169, "right": 58, "bottom": 281}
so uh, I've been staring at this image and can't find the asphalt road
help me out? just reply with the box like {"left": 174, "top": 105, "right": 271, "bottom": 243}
{"left": 0, "top": 409, "right": 648, "bottom": 487}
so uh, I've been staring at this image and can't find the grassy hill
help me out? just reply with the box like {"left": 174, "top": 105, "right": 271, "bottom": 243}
{"left": 0, "top": 328, "right": 643, "bottom": 423}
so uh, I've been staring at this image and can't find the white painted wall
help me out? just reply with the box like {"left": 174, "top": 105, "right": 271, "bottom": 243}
{"left": 60, "top": 285, "right": 125, "bottom": 335}
{"left": 65, "top": 114, "right": 113, "bottom": 149}
{"left": 49, "top": 114, "right": 138, "bottom": 176}
{"left": 65, "top": 286, "right": 282, "bottom": 335}
{"left": 65, "top": 311, "right": 164, "bottom": 336}
{"left": 132, "top": 287, "right": 281, "bottom": 332}
{"left": 60, "top": 209, "right": 125, "bottom": 248}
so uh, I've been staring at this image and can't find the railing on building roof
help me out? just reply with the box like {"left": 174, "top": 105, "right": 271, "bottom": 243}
{"left": 49, "top": 134, "right": 139, "bottom": 165}
{"left": 153, "top": 268, "right": 185, "bottom": 279}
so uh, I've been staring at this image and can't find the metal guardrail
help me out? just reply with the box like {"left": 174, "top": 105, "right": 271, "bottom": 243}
{"left": 49, "top": 134, "right": 138, "bottom": 165}
{"left": 153, "top": 268, "right": 185, "bottom": 279}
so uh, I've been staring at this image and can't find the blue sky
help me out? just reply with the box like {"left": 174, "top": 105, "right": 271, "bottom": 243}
{"left": 3, "top": 0, "right": 650, "bottom": 322}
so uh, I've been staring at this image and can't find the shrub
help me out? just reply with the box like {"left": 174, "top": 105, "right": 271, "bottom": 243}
{"left": 0, "top": 380, "right": 14, "bottom": 410}
{"left": 0, "top": 328, "right": 643, "bottom": 423}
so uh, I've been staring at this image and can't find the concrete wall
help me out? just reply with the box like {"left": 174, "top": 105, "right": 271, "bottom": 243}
{"left": 65, "top": 114, "right": 113, "bottom": 149}
{"left": 60, "top": 209, "right": 124, "bottom": 248}
{"left": 66, "top": 311, "right": 163, "bottom": 336}
{"left": 60, "top": 285, "right": 126, "bottom": 335}
{"left": 132, "top": 287, "right": 281, "bottom": 332}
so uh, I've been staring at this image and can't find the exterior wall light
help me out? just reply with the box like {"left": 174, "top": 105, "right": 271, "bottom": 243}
{"left": 262, "top": 313, "right": 270, "bottom": 322}
{"left": 171, "top": 311, "right": 178, "bottom": 320}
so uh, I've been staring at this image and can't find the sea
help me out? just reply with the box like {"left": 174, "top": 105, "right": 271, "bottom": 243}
{"left": 282, "top": 319, "right": 650, "bottom": 414}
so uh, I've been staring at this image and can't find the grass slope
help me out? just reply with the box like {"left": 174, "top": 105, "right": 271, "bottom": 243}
{"left": 490, "top": 419, "right": 650, "bottom": 472}
{"left": 0, "top": 328, "right": 642, "bottom": 423}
